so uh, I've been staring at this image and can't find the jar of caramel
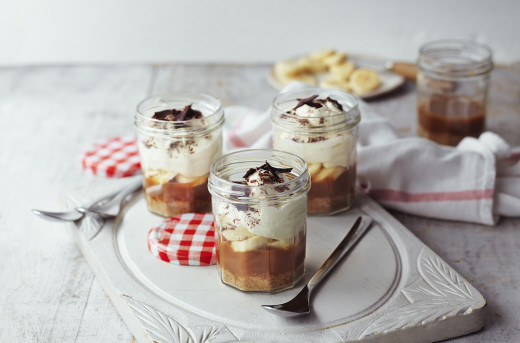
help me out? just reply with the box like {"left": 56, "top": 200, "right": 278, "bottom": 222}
{"left": 417, "top": 39, "right": 493, "bottom": 146}
{"left": 135, "top": 92, "right": 224, "bottom": 217}
{"left": 208, "top": 149, "right": 310, "bottom": 293}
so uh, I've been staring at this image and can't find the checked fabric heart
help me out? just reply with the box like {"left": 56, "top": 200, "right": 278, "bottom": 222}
{"left": 148, "top": 213, "right": 217, "bottom": 266}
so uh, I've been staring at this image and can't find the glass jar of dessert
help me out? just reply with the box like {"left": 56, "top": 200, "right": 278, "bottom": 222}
{"left": 208, "top": 149, "right": 310, "bottom": 293}
{"left": 271, "top": 88, "right": 360, "bottom": 215}
{"left": 417, "top": 39, "right": 493, "bottom": 146}
{"left": 135, "top": 92, "right": 224, "bottom": 217}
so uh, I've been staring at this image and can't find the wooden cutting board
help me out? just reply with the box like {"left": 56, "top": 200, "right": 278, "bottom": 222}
{"left": 66, "top": 177, "right": 486, "bottom": 343}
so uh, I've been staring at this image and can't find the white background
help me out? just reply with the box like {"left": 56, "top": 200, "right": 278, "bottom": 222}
{"left": 1, "top": 0, "right": 520, "bottom": 65}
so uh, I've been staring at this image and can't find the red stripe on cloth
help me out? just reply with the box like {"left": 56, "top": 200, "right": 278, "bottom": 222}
{"left": 508, "top": 151, "right": 520, "bottom": 162}
{"left": 228, "top": 111, "right": 254, "bottom": 148}
{"left": 369, "top": 189, "right": 494, "bottom": 202}
{"left": 228, "top": 131, "right": 248, "bottom": 148}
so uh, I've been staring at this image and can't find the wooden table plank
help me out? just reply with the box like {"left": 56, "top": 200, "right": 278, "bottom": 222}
{"left": 0, "top": 66, "right": 151, "bottom": 343}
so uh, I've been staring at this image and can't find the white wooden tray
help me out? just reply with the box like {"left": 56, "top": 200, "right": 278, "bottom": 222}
{"left": 66, "top": 178, "right": 486, "bottom": 343}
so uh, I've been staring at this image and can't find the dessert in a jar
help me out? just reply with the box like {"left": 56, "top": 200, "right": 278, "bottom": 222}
{"left": 417, "top": 39, "right": 493, "bottom": 146}
{"left": 135, "top": 92, "right": 224, "bottom": 217}
{"left": 271, "top": 88, "right": 360, "bottom": 215}
{"left": 208, "top": 149, "right": 310, "bottom": 293}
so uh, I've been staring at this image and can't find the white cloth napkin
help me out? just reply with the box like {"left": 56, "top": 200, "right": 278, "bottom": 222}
{"left": 222, "top": 83, "right": 520, "bottom": 225}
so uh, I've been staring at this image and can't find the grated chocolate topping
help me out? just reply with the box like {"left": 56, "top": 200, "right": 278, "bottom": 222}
{"left": 152, "top": 104, "right": 203, "bottom": 121}
{"left": 294, "top": 95, "right": 321, "bottom": 110}
{"left": 242, "top": 161, "right": 292, "bottom": 185}
{"left": 290, "top": 95, "right": 343, "bottom": 113}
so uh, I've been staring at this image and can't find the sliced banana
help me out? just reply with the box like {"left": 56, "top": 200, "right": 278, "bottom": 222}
{"left": 309, "top": 48, "right": 336, "bottom": 62}
{"left": 350, "top": 68, "right": 381, "bottom": 95}
{"left": 323, "top": 52, "right": 348, "bottom": 68}
{"left": 330, "top": 60, "right": 356, "bottom": 79}
{"left": 172, "top": 173, "right": 208, "bottom": 185}
{"left": 307, "top": 163, "right": 323, "bottom": 178}
{"left": 278, "top": 72, "right": 318, "bottom": 86}
{"left": 149, "top": 170, "right": 178, "bottom": 185}
{"left": 221, "top": 225, "right": 255, "bottom": 242}
{"left": 314, "top": 166, "right": 346, "bottom": 182}
{"left": 231, "top": 235, "right": 271, "bottom": 252}
{"left": 145, "top": 184, "right": 162, "bottom": 196}
{"left": 295, "top": 57, "right": 327, "bottom": 74}
{"left": 274, "top": 60, "right": 301, "bottom": 78}
{"left": 319, "top": 77, "right": 352, "bottom": 92}
{"left": 275, "top": 49, "right": 381, "bottom": 93}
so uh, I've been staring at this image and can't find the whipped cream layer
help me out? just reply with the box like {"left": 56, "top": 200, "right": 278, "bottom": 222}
{"left": 216, "top": 195, "right": 306, "bottom": 241}
{"left": 273, "top": 131, "right": 355, "bottom": 168}
{"left": 216, "top": 163, "right": 306, "bottom": 241}
{"left": 139, "top": 134, "right": 221, "bottom": 177}
{"left": 137, "top": 105, "right": 222, "bottom": 178}
{"left": 274, "top": 96, "right": 357, "bottom": 168}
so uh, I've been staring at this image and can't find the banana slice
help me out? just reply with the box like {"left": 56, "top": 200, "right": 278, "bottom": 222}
{"left": 350, "top": 68, "right": 381, "bottom": 94}
{"left": 329, "top": 60, "right": 356, "bottom": 79}
{"left": 172, "top": 174, "right": 208, "bottom": 185}
{"left": 148, "top": 171, "right": 178, "bottom": 185}
{"left": 232, "top": 235, "right": 271, "bottom": 252}
{"left": 278, "top": 72, "right": 318, "bottom": 86}
{"left": 274, "top": 60, "right": 300, "bottom": 78}
{"left": 314, "top": 166, "right": 346, "bottom": 182}
{"left": 295, "top": 57, "right": 327, "bottom": 74}
{"left": 319, "top": 77, "right": 352, "bottom": 92}
{"left": 323, "top": 52, "right": 348, "bottom": 68}
{"left": 309, "top": 48, "right": 336, "bottom": 62}
{"left": 307, "top": 163, "right": 323, "bottom": 177}
{"left": 222, "top": 225, "right": 255, "bottom": 242}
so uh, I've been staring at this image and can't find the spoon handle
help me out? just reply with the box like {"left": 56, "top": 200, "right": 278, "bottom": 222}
{"left": 80, "top": 175, "right": 142, "bottom": 210}
{"left": 78, "top": 176, "right": 142, "bottom": 217}
{"left": 308, "top": 215, "right": 373, "bottom": 290}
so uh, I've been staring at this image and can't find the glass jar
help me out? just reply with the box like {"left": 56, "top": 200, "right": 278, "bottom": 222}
{"left": 417, "top": 39, "right": 493, "bottom": 146}
{"left": 208, "top": 149, "right": 310, "bottom": 293}
{"left": 271, "top": 88, "right": 360, "bottom": 215}
{"left": 135, "top": 92, "right": 224, "bottom": 217}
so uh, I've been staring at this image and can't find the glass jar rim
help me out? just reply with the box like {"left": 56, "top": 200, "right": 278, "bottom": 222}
{"left": 208, "top": 149, "right": 310, "bottom": 201}
{"left": 418, "top": 39, "right": 493, "bottom": 77}
{"left": 271, "top": 88, "right": 361, "bottom": 132}
{"left": 135, "top": 92, "right": 224, "bottom": 134}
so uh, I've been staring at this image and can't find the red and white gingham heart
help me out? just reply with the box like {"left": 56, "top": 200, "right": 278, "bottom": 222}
{"left": 148, "top": 213, "right": 216, "bottom": 266}
{"left": 81, "top": 136, "right": 141, "bottom": 178}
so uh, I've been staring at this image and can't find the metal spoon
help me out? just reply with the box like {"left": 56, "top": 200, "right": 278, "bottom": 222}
{"left": 32, "top": 176, "right": 142, "bottom": 222}
{"left": 262, "top": 215, "right": 373, "bottom": 316}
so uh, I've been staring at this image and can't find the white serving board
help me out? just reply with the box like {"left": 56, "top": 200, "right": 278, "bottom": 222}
{"left": 66, "top": 178, "right": 486, "bottom": 343}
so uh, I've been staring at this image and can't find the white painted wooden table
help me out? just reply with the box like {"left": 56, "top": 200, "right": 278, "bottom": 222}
{"left": 0, "top": 63, "right": 519, "bottom": 342}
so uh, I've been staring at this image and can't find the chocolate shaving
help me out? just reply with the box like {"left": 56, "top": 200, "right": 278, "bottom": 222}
{"left": 242, "top": 161, "right": 292, "bottom": 184}
{"left": 308, "top": 136, "right": 327, "bottom": 143}
{"left": 260, "top": 161, "right": 292, "bottom": 175}
{"left": 316, "top": 96, "right": 343, "bottom": 111}
{"left": 243, "top": 168, "right": 257, "bottom": 179}
{"left": 152, "top": 104, "right": 203, "bottom": 121}
{"left": 293, "top": 95, "right": 322, "bottom": 110}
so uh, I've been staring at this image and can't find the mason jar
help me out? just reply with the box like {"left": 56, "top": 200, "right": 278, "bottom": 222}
{"left": 271, "top": 88, "right": 360, "bottom": 215}
{"left": 417, "top": 39, "right": 493, "bottom": 146}
{"left": 208, "top": 149, "right": 310, "bottom": 293}
{"left": 135, "top": 92, "right": 224, "bottom": 217}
